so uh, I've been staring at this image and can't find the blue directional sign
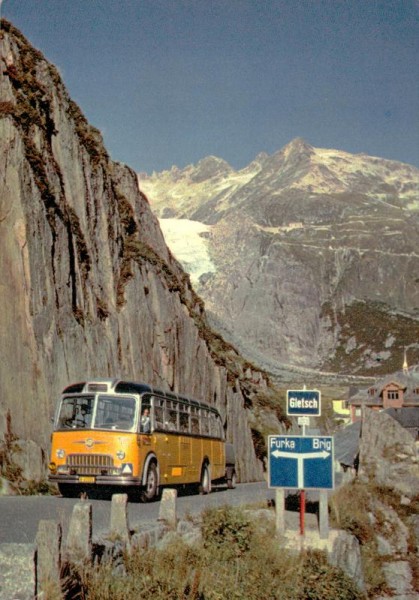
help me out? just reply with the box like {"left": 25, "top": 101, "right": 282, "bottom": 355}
{"left": 287, "top": 389, "right": 321, "bottom": 417}
{"left": 268, "top": 435, "right": 334, "bottom": 490}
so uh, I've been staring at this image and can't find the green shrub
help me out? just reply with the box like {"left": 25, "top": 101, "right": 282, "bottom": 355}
{"left": 201, "top": 506, "right": 253, "bottom": 558}
{"left": 330, "top": 480, "right": 375, "bottom": 543}
{"left": 299, "top": 550, "right": 365, "bottom": 600}
{"left": 78, "top": 506, "right": 364, "bottom": 600}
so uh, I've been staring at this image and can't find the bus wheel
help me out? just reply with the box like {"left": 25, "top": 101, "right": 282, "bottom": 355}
{"left": 199, "top": 463, "right": 211, "bottom": 495}
{"left": 227, "top": 470, "right": 237, "bottom": 489}
{"left": 141, "top": 462, "right": 158, "bottom": 502}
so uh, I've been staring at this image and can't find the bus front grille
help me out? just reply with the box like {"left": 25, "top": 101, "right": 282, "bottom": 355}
{"left": 67, "top": 454, "right": 117, "bottom": 475}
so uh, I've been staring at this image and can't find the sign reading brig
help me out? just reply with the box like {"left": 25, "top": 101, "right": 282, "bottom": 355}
{"left": 287, "top": 389, "right": 321, "bottom": 417}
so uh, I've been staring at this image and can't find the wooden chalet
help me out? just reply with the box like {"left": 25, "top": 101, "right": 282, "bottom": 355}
{"left": 347, "top": 363, "right": 419, "bottom": 427}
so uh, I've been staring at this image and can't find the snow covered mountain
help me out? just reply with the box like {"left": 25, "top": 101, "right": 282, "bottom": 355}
{"left": 140, "top": 139, "right": 419, "bottom": 377}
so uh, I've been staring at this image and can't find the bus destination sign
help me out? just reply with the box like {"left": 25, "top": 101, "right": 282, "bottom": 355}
{"left": 286, "top": 389, "right": 321, "bottom": 417}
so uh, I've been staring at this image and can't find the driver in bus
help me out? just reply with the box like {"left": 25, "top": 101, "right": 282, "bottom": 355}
{"left": 140, "top": 407, "right": 151, "bottom": 433}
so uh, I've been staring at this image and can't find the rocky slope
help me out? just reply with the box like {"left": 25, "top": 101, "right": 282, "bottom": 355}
{"left": 0, "top": 20, "right": 285, "bottom": 482}
{"left": 141, "top": 140, "right": 419, "bottom": 377}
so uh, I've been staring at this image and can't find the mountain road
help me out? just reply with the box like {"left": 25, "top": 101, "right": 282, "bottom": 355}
{"left": 0, "top": 482, "right": 322, "bottom": 544}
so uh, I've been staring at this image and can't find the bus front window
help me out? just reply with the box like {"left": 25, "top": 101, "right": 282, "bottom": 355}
{"left": 95, "top": 395, "right": 136, "bottom": 430}
{"left": 57, "top": 396, "right": 94, "bottom": 429}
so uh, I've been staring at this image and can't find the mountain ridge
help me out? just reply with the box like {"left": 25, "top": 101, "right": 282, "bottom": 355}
{"left": 141, "top": 141, "right": 419, "bottom": 376}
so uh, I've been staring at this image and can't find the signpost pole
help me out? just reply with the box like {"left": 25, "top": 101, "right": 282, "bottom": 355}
{"left": 300, "top": 489, "right": 305, "bottom": 535}
{"left": 319, "top": 489, "right": 329, "bottom": 539}
{"left": 297, "top": 414, "right": 310, "bottom": 537}
{"left": 275, "top": 488, "right": 285, "bottom": 535}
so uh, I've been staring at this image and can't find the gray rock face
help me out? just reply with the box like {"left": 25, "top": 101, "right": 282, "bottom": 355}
{"left": 10, "top": 439, "right": 45, "bottom": 482}
{"left": 328, "top": 530, "right": 365, "bottom": 592}
{"left": 359, "top": 409, "right": 419, "bottom": 498}
{"left": 380, "top": 562, "right": 416, "bottom": 598}
{"left": 142, "top": 139, "right": 419, "bottom": 377}
{"left": 0, "top": 543, "right": 36, "bottom": 600}
{"left": 355, "top": 410, "right": 419, "bottom": 598}
{"left": 0, "top": 20, "right": 278, "bottom": 482}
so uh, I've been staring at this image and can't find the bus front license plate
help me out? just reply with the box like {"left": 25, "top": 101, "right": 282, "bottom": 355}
{"left": 79, "top": 476, "right": 95, "bottom": 483}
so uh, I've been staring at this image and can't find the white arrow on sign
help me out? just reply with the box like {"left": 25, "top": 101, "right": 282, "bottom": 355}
{"left": 271, "top": 449, "right": 330, "bottom": 488}
{"left": 271, "top": 449, "right": 329, "bottom": 460}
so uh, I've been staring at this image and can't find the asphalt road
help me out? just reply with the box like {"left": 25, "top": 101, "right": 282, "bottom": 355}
{"left": 0, "top": 482, "right": 280, "bottom": 544}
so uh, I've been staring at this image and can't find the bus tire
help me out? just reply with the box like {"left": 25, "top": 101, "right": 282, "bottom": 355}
{"left": 199, "top": 463, "right": 211, "bottom": 495}
{"left": 227, "top": 470, "right": 237, "bottom": 489}
{"left": 141, "top": 461, "right": 158, "bottom": 502}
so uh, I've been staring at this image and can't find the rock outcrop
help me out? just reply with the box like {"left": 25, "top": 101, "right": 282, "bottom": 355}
{"left": 358, "top": 409, "right": 419, "bottom": 498}
{"left": 0, "top": 20, "right": 284, "bottom": 482}
{"left": 357, "top": 409, "right": 419, "bottom": 598}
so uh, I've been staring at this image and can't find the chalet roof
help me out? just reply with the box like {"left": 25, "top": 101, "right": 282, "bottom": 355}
{"left": 334, "top": 420, "right": 362, "bottom": 467}
{"left": 348, "top": 365, "right": 419, "bottom": 406}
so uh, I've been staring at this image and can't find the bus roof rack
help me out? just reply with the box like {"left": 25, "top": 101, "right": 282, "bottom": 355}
{"left": 61, "top": 379, "right": 221, "bottom": 415}
{"left": 114, "top": 381, "right": 153, "bottom": 395}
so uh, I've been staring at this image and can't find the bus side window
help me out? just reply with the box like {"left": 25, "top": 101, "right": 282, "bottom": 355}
{"left": 165, "top": 400, "right": 178, "bottom": 431}
{"left": 209, "top": 412, "right": 222, "bottom": 439}
{"left": 140, "top": 405, "right": 151, "bottom": 433}
{"left": 179, "top": 408, "right": 190, "bottom": 433}
{"left": 191, "top": 407, "right": 199, "bottom": 434}
{"left": 154, "top": 403, "right": 164, "bottom": 430}
{"left": 200, "top": 409, "right": 209, "bottom": 435}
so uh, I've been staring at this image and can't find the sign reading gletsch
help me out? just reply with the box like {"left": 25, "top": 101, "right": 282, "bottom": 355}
{"left": 287, "top": 389, "right": 321, "bottom": 417}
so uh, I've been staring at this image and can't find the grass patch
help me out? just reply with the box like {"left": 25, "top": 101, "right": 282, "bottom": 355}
{"left": 77, "top": 506, "right": 364, "bottom": 600}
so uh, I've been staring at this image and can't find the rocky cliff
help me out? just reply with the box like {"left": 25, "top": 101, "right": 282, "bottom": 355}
{"left": 141, "top": 140, "right": 419, "bottom": 378}
{"left": 0, "top": 20, "right": 284, "bottom": 482}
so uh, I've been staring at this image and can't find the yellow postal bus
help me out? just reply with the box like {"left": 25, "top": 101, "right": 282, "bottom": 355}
{"left": 48, "top": 379, "right": 236, "bottom": 500}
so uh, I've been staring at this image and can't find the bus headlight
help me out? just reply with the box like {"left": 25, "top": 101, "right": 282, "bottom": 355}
{"left": 116, "top": 450, "right": 125, "bottom": 460}
{"left": 56, "top": 449, "right": 65, "bottom": 459}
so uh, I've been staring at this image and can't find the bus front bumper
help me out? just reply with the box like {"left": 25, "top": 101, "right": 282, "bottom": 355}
{"left": 48, "top": 474, "right": 143, "bottom": 486}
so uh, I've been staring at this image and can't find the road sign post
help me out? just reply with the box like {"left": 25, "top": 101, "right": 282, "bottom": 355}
{"left": 269, "top": 434, "right": 334, "bottom": 538}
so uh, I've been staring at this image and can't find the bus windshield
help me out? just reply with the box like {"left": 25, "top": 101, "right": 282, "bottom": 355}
{"left": 56, "top": 394, "right": 137, "bottom": 431}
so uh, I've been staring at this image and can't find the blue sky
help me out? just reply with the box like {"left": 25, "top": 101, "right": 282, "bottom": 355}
{"left": 2, "top": 0, "right": 418, "bottom": 173}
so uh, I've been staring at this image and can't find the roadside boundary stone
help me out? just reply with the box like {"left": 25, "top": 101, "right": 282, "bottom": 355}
{"left": 110, "top": 493, "right": 131, "bottom": 543}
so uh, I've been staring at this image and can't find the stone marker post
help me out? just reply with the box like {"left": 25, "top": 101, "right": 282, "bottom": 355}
{"left": 110, "top": 493, "right": 131, "bottom": 543}
{"left": 36, "top": 520, "right": 62, "bottom": 595}
{"left": 158, "top": 488, "right": 178, "bottom": 529}
{"left": 65, "top": 500, "right": 92, "bottom": 564}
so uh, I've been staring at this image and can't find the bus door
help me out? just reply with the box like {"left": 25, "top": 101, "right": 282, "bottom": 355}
{"left": 178, "top": 404, "right": 192, "bottom": 482}
{"left": 210, "top": 412, "right": 225, "bottom": 476}
{"left": 151, "top": 397, "right": 175, "bottom": 484}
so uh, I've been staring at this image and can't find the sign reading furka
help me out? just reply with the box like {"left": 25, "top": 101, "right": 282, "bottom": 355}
{"left": 287, "top": 389, "right": 321, "bottom": 417}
